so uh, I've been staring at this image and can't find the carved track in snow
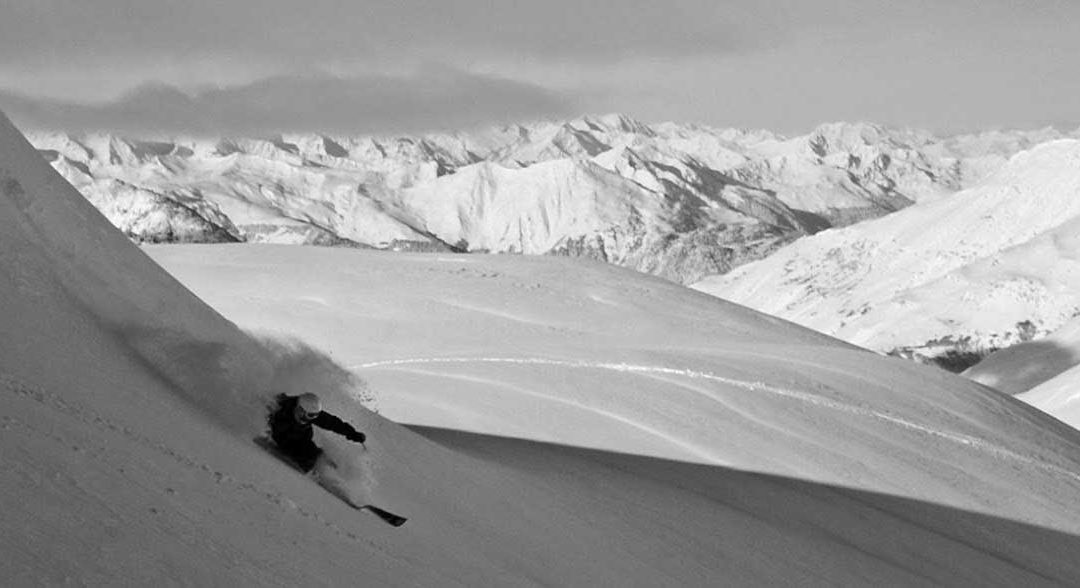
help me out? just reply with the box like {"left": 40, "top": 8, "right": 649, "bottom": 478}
{"left": 354, "top": 356, "right": 1080, "bottom": 483}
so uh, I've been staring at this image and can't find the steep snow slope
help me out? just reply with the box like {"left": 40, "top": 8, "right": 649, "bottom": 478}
{"left": 384, "top": 156, "right": 802, "bottom": 280}
{"left": 391, "top": 158, "right": 667, "bottom": 254}
{"left": 8, "top": 108, "right": 1080, "bottom": 585}
{"left": 694, "top": 140, "right": 1080, "bottom": 365}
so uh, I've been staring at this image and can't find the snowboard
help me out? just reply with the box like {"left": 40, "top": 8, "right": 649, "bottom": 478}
{"left": 254, "top": 436, "right": 408, "bottom": 527}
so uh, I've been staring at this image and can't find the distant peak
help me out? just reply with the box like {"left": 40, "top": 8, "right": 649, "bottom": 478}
{"left": 576, "top": 113, "right": 654, "bottom": 136}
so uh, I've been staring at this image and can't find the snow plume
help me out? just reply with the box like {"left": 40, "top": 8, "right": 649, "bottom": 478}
{"left": 252, "top": 335, "right": 378, "bottom": 496}
{"left": 253, "top": 333, "right": 376, "bottom": 412}
{"left": 113, "top": 325, "right": 373, "bottom": 440}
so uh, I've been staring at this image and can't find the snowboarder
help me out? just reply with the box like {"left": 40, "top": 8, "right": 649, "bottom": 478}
{"left": 266, "top": 392, "right": 366, "bottom": 473}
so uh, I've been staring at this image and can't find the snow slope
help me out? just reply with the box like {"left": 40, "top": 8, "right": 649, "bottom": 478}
{"left": 146, "top": 242, "right": 1080, "bottom": 524}
{"left": 965, "top": 316, "right": 1080, "bottom": 428}
{"left": 1017, "top": 367, "right": 1080, "bottom": 432}
{"left": 7, "top": 107, "right": 1080, "bottom": 585}
{"left": 966, "top": 318, "right": 1080, "bottom": 396}
{"left": 694, "top": 140, "right": 1080, "bottom": 365}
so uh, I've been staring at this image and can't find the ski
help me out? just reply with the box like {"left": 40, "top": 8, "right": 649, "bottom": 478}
{"left": 359, "top": 505, "right": 408, "bottom": 527}
{"left": 255, "top": 436, "right": 408, "bottom": 527}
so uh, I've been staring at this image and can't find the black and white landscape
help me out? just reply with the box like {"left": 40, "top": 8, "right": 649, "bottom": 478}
{"left": 4, "top": 1, "right": 1080, "bottom": 586}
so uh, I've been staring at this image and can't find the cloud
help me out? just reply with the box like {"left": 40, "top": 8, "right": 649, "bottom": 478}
{"left": 0, "top": 0, "right": 750, "bottom": 68}
{"left": 5, "top": 0, "right": 1075, "bottom": 70}
{"left": 0, "top": 68, "right": 577, "bottom": 135}
{"left": 3, "top": 0, "right": 1078, "bottom": 134}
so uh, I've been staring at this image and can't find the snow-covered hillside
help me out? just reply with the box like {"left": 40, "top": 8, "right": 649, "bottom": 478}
{"left": 966, "top": 317, "right": 1080, "bottom": 396}
{"left": 8, "top": 105, "right": 1080, "bottom": 585}
{"left": 148, "top": 241, "right": 1080, "bottom": 505}
{"left": 965, "top": 316, "right": 1080, "bottom": 429}
{"left": 23, "top": 116, "right": 1023, "bottom": 283}
{"left": 694, "top": 140, "right": 1080, "bottom": 368}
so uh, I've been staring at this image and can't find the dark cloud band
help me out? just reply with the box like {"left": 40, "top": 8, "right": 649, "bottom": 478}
{"left": 0, "top": 69, "right": 577, "bottom": 135}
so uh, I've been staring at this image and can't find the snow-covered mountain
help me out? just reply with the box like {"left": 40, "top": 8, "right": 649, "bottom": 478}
{"left": 694, "top": 139, "right": 1080, "bottom": 369}
{"left": 23, "top": 115, "right": 1023, "bottom": 283}
{"left": 9, "top": 105, "right": 1080, "bottom": 584}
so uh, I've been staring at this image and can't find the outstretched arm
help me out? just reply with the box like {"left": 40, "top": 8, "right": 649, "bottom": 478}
{"left": 313, "top": 412, "right": 366, "bottom": 443}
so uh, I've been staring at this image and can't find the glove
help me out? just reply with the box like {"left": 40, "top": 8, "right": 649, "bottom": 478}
{"left": 349, "top": 431, "right": 367, "bottom": 444}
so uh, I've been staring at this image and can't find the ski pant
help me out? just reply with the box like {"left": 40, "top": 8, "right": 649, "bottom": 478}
{"left": 280, "top": 439, "right": 324, "bottom": 473}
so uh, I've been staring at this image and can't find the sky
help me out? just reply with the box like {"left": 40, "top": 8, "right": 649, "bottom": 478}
{"left": 1, "top": 0, "right": 1078, "bottom": 136}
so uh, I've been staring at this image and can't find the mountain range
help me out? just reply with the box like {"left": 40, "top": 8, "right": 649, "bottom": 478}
{"left": 26, "top": 114, "right": 1073, "bottom": 284}
{"left": 693, "top": 139, "right": 1080, "bottom": 376}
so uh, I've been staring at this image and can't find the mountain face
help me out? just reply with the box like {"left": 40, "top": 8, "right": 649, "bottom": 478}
{"left": 694, "top": 140, "right": 1080, "bottom": 370}
{"left": 22, "top": 115, "right": 1023, "bottom": 284}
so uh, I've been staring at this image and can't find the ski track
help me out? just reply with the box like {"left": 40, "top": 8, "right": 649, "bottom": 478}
{"left": 390, "top": 366, "right": 721, "bottom": 463}
{"left": 354, "top": 356, "right": 1080, "bottom": 484}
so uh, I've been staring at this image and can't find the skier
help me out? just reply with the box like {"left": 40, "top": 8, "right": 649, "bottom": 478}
{"left": 266, "top": 392, "right": 366, "bottom": 473}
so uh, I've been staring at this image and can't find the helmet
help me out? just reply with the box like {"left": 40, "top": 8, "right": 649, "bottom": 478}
{"left": 296, "top": 393, "right": 322, "bottom": 422}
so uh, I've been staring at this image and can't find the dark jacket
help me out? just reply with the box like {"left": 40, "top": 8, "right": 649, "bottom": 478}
{"left": 267, "top": 394, "right": 364, "bottom": 471}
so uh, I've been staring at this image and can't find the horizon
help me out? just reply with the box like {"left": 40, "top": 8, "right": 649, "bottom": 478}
{"left": 8, "top": 101, "right": 1080, "bottom": 141}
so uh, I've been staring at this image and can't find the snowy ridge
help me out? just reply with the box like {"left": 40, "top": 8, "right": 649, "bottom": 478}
{"left": 22, "top": 115, "right": 1047, "bottom": 283}
{"left": 694, "top": 139, "right": 1080, "bottom": 367}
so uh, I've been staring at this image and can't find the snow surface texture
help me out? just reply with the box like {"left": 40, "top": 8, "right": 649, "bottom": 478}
{"left": 694, "top": 140, "right": 1080, "bottom": 370}
{"left": 147, "top": 242, "right": 1080, "bottom": 522}
{"left": 7, "top": 107, "right": 1080, "bottom": 585}
{"left": 24, "top": 115, "right": 1047, "bottom": 284}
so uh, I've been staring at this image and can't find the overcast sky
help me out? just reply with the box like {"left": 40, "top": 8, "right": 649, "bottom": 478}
{"left": 1, "top": 0, "right": 1078, "bottom": 135}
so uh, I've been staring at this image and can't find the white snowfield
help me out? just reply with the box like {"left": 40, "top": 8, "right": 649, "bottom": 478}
{"left": 6, "top": 107, "right": 1080, "bottom": 585}
{"left": 147, "top": 244, "right": 1080, "bottom": 490}
{"left": 694, "top": 140, "right": 1080, "bottom": 364}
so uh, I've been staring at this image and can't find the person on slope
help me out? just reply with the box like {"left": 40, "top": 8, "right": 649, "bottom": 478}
{"left": 267, "top": 392, "right": 366, "bottom": 473}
